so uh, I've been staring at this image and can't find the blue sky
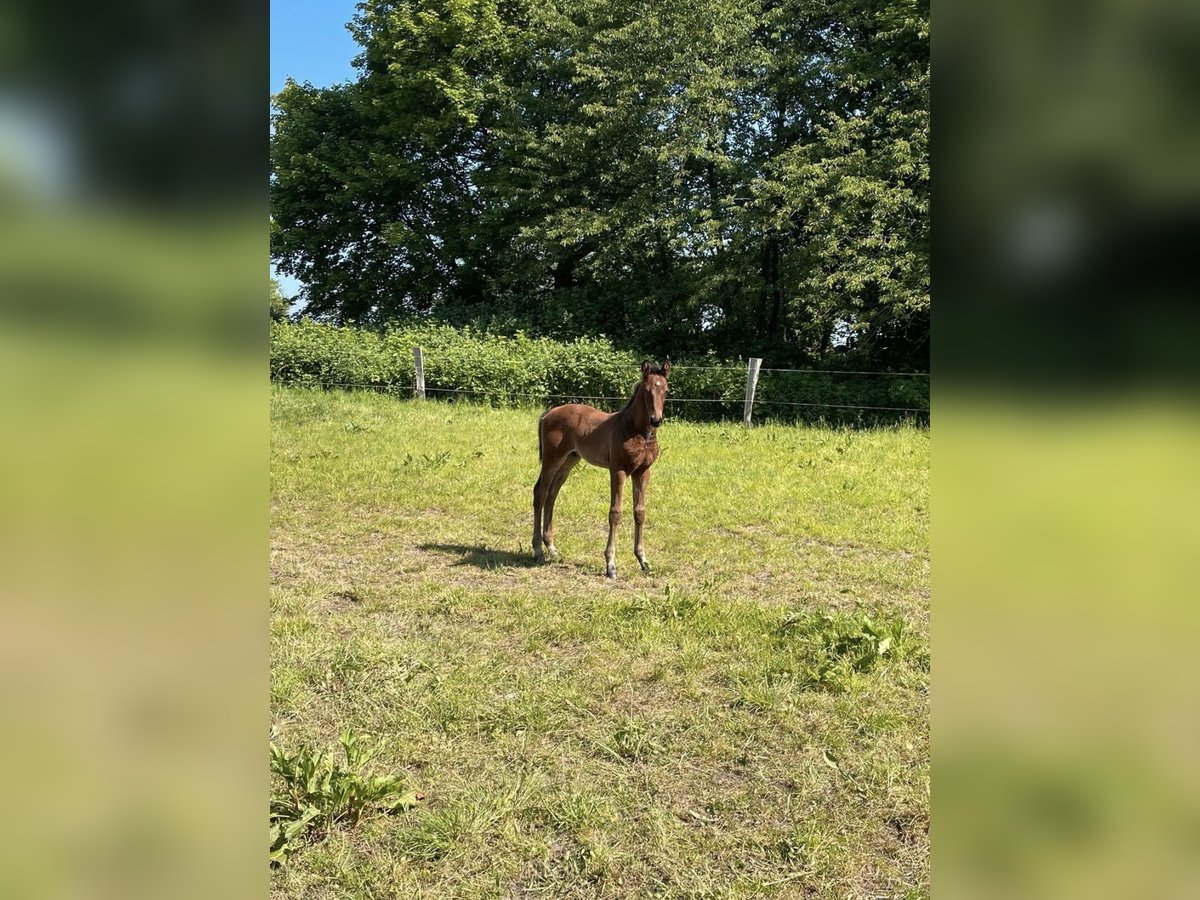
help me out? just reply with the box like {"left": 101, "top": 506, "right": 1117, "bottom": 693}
{"left": 271, "top": 0, "right": 362, "bottom": 300}
{"left": 271, "top": 0, "right": 361, "bottom": 95}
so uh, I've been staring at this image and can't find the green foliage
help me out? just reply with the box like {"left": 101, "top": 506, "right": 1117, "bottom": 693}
{"left": 728, "top": 610, "right": 917, "bottom": 702}
{"left": 270, "top": 730, "right": 422, "bottom": 865}
{"left": 777, "top": 611, "right": 916, "bottom": 690}
{"left": 270, "top": 0, "right": 929, "bottom": 369}
{"left": 270, "top": 319, "right": 928, "bottom": 424}
{"left": 270, "top": 277, "right": 290, "bottom": 321}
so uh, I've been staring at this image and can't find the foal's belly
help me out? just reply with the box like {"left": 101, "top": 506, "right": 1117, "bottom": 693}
{"left": 576, "top": 443, "right": 610, "bottom": 468}
{"left": 573, "top": 436, "right": 658, "bottom": 472}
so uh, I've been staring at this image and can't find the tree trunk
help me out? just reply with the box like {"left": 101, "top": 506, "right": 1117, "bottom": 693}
{"left": 553, "top": 243, "right": 590, "bottom": 292}
{"left": 761, "top": 230, "right": 782, "bottom": 341}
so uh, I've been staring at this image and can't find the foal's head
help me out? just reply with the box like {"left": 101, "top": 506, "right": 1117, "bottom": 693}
{"left": 639, "top": 359, "right": 671, "bottom": 427}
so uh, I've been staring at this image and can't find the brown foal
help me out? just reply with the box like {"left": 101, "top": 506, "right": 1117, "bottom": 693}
{"left": 533, "top": 360, "right": 670, "bottom": 578}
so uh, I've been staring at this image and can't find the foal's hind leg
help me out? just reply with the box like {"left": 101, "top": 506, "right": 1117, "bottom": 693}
{"left": 533, "top": 455, "right": 567, "bottom": 562}
{"left": 542, "top": 454, "right": 579, "bottom": 557}
{"left": 532, "top": 466, "right": 552, "bottom": 563}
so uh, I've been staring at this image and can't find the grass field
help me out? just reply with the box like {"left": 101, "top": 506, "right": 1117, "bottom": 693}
{"left": 270, "top": 385, "right": 929, "bottom": 899}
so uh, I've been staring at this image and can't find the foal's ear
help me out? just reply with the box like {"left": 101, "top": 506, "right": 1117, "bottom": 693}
{"left": 662, "top": 358, "right": 671, "bottom": 377}
{"left": 641, "top": 360, "right": 650, "bottom": 376}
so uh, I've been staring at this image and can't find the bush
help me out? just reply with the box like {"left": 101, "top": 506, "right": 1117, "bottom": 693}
{"left": 269, "top": 320, "right": 928, "bottom": 425}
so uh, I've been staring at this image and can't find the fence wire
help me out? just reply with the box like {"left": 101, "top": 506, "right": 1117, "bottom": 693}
{"left": 758, "top": 367, "right": 929, "bottom": 377}
{"left": 671, "top": 364, "right": 929, "bottom": 377}
{"left": 272, "top": 378, "right": 929, "bottom": 415}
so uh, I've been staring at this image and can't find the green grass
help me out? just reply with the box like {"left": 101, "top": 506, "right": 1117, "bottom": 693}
{"left": 270, "top": 385, "right": 929, "bottom": 898}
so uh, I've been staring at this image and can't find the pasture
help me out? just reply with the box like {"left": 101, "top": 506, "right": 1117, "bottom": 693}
{"left": 270, "top": 385, "right": 929, "bottom": 898}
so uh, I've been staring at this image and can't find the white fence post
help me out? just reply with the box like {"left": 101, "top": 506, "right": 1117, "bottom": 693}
{"left": 413, "top": 347, "right": 426, "bottom": 399}
{"left": 743, "top": 357, "right": 762, "bottom": 427}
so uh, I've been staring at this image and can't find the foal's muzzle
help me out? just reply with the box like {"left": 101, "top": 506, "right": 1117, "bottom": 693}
{"left": 650, "top": 415, "right": 663, "bottom": 427}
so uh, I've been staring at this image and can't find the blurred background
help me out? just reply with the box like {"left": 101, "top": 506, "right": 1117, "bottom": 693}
{"left": 0, "top": 1, "right": 264, "bottom": 898}
{"left": 938, "top": 0, "right": 1200, "bottom": 897}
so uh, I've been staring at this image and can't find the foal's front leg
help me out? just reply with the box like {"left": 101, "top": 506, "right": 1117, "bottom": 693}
{"left": 632, "top": 469, "right": 651, "bottom": 572}
{"left": 605, "top": 469, "right": 626, "bottom": 579}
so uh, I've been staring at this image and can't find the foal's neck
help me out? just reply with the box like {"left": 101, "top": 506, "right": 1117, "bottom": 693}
{"left": 621, "top": 383, "right": 655, "bottom": 440}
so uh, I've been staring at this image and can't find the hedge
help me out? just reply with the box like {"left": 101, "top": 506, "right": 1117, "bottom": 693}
{"left": 270, "top": 320, "right": 928, "bottom": 426}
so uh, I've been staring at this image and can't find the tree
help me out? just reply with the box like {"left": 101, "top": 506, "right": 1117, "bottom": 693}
{"left": 746, "top": 0, "right": 929, "bottom": 361}
{"left": 270, "top": 277, "right": 290, "bottom": 321}
{"left": 270, "top": 0, "right": 929, "bottom": 368}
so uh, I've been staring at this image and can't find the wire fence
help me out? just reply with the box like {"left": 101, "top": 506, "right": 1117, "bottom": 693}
{"left": 271, "top": 372, "right": 930, "bottom": 416}
{"left": 669, "top": 364, "right": 929, "bottom": 377}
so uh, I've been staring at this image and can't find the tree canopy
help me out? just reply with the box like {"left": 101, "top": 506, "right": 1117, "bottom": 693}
{"left": 270, "top": 277, "right": 290, "bottom": 321}
{"left": 270, "top": 0, "right": 928, "bottom": 369}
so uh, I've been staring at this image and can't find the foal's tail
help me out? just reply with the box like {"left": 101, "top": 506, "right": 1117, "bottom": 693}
{"left": 537, "top": 411, "right": 545, "bottom": 462}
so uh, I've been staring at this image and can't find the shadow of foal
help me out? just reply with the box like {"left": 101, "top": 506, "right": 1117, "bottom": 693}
{"left": 418, "top": 542, "right": 538, "bottom": 570}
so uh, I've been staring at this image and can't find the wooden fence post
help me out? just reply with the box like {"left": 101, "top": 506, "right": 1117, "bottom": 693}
{"left": 743, "top": 357, "right": 762, "bottom": 427}
{"left": 413, "top": 347, "right": 426, "bottom": 399}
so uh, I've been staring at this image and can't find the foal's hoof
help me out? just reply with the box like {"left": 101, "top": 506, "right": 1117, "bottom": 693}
{"left": 638, "top": 558, "right": 650, "bottom": 573}
{"left": 533, "top": 551, "right": 545, "bottom": 564}
{"left": 605, "top": 565, "right": 616, "bottom": 579}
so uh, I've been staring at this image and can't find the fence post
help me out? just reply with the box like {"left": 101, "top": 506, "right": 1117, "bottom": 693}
{"left": 743, "top": 357, "right": 762, "bottom": 427}
{"left": 412, "top": 347, "right": 425, "bottom": 399}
